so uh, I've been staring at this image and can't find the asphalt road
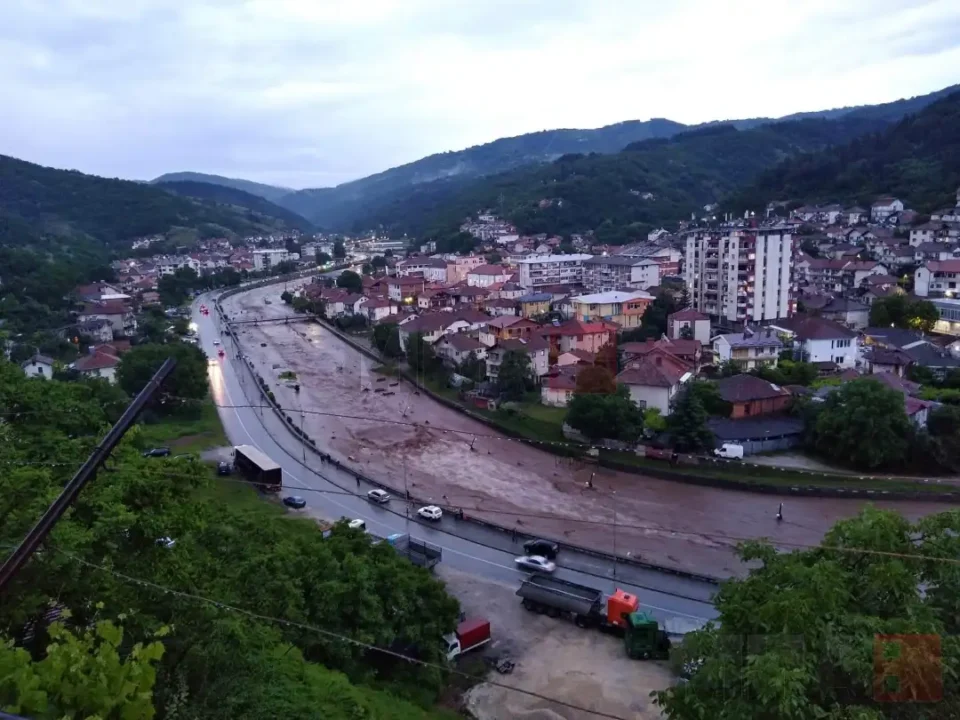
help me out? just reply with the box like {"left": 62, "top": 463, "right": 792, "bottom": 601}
{"left": 194, "top": 290, "right": 718, "bottom": 630}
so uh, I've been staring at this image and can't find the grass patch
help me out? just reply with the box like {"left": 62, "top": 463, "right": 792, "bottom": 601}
{"left": 603, "top": 451, "right": 958, "bottom": 495}
{"left": 137, "top": 396, "right": 228, "bottom": 455}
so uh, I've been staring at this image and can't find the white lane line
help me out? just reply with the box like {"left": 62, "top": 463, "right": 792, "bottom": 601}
{"left": 207, "top": 318, "right": 712, "bottom": 622}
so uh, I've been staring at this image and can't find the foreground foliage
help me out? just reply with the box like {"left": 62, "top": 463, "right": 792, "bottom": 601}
{"left": 656, "top": 507, "right": 960, "bottom": 719}
{"left": 0, "top": 361, "right": 459, "bottom": 719}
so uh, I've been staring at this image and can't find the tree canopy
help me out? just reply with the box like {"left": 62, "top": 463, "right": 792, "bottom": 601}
{"left": 656, "top": 506, "right": 960, "bottom": 719}
{"left": 497, "top": 350, "right": 533, "bottom": 401}
{"left": 667, "top": 381, "right": 716, "bottom": 452}
{"left": 869, "top": 295, "right": 940, "bottom": 333}
{"left": 117, "top": 343, "right": 209, "bottom": 410}
{"left": 336, "top": 270, "right": 362, "bottom": 293}
{"left": 0, "top": 360, "right": 459, "bottom": 719}
{"left": 565, "top": 385, "right": 645, "bottom": 442}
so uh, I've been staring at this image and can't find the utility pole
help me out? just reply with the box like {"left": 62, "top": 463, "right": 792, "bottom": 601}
{"left": 0, "top": 358, "right": 176, "bottom": 593}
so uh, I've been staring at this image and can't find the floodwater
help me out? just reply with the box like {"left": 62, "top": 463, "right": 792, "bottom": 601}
{"left": 220, "top": 284, "right": 955, "bottom": 578}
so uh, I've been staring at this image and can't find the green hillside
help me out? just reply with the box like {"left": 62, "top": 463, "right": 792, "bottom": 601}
{"left": 351, "top": 116, "right": 890, "bottom": 244}
{"left": 728, "top": 90, "right": 960, "bottom": 213}
{"left": 152, "top": 170, "right": 293, "bottom": 202}
{"left": 158, "top": 179, "right": 315, "bottom": 232}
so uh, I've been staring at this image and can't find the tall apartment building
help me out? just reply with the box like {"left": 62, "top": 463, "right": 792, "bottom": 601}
{"left": 517, "top": 254, "right": 593, "bottom": 290}
{"left": 252, "top": 248, "right": 292, "bottom": 271}
{"left": 581, "top": 256, "right": 660, "bottom": 292}
{"left": 684, "top": 228, "right": 795, "bottom": 323}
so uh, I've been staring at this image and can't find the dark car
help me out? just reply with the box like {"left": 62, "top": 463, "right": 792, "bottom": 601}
{"left": 142, "top": 447, "right": 171, "bottom": 458}
{"left": 522, "top": 539, "right": 559, "bottom": 560}
{"left": 283, "top": 495, "right": 307, "bottom": 509}
{"left": 217, "top": 461, "right": 232, "bottom": 476}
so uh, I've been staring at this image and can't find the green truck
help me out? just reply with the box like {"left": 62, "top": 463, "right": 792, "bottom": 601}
{"left": 516, "top": 575, "right": 671, "bottom": 660}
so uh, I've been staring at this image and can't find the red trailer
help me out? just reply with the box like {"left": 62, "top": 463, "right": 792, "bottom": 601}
{"left": 444, "top": 618, "right": 491, "bottom": 660}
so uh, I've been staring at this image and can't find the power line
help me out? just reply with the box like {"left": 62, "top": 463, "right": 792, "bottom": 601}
{"left": 47, "top": 545, "right": 633, "bottom": 720}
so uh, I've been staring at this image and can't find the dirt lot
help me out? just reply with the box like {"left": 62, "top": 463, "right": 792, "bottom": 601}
{"left": 438, "top": 566, "right": 671, "bottom": 720}
{"left": 220, "top": 284, "right": 956, "bottom": 578}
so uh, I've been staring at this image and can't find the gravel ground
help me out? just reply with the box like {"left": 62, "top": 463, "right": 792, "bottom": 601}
{"left": 438, "top": 566, "right": 672, "bottom": 720}
{"left": 219, "top": 284, "right": 956, "bottom": 578}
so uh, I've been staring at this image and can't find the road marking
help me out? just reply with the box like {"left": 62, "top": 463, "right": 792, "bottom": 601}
{"left": 203, "top": 305, "right": 712, "bottom": 622}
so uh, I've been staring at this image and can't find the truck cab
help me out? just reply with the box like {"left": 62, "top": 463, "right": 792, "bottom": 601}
{"left": 444, "top": 618, "right": 491, "bottom": 661}
{"left": 624, "top": 611, "right": 671, "bottom": 660}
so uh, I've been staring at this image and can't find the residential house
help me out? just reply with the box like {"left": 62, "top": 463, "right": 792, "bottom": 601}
{"left": 21, "top": 354, "right": 56, "bottom": 379}
{"left": 467, "top": 264, "right": 512, "bottom": 288}
{"left": 903, "top": 341, "right": 960, "bottom": 379}
{"left": 667, "top": 309, "right": 711, "bottom": 344}
{"left": 871, "top": 197, "right": 904, "bottom": 223}
{"left": 77, "top": 301, "right": 137, "bottom": 338}
{"left": 539, "top": 319, "right": 617, "bottom": 354}
{"left": 387, "top": 276, "right": 427, "bottom": 303}
{"left": 843, "top": 206, "right": 867, "bottom": 225}
{"left": 486, "top": 335, "right": 550, "bottom": 380}
{"left": 581, "top": 255, "right": 660, "bottom": 292}
{"left": 556, "top": 349, "right": 596, "bottom": 367}
{"left": 78, "top": 319, "right": 114, "bottom": 343}
{"left": 478, "top": 316, "right": 541, "bottom": 346}
{"left": 73, "top": 348, "right": 121, "bottom": 383}
{"left": 483, "top": 298, "right": 518, "bottom": 317}
{"left": 712, "top": 328, "right": 782, "bottom": 370}
{"left": 818, "top": 297, "right": 870, "bottom": 330}
{"left": 772, "top": 315, "right": 859, "bottom": 370}
{"left": 715, "top": 374, "right": 792, "bottom": 419}
{"left": 860, "top": 274, "right": 904, "bottom": 305}
{"left": 863, "top": 346, "right": 913, "bottom": 377}
{"left": 615, "top": 346, "right": 692, "bottom": 415}
{"left": 914, "top": 260, "right": 960, "bottom": 298}
{"left": 570, "top": 290, "right": 653, "bottom": 330}
{"left": 435, "top": 334, "right": 488, "bottom": 367}
{"left": 73, "top": 283, "right": 125, "bottom": 302}
{"left": 397, "top": 313, "right": 473, "bottom": 351}
{"left": 540, "top": 366, "right": 584, "bottom": 407}
{"left": 621, "top": 338, "right": 702, "bottom": 374}
{"left": 497, "top": 282, "right": 526, "bottom": 300}
{"left": 362, "top": 298, "right": 398, "bottom": 323}
{"left": 930, "top": 298, "right": 960, "bottom": 336}
{"left": 449, "top": 285, "right": 490, "bottom": 306}
{"left": 517, "top": 293, "right": 552, "bottom": 318}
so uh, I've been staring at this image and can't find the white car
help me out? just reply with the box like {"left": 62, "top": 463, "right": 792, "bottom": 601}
{"left": 514, "top": 555, "right": 557, "bottom": 573}
{"left": 418, "top": 505, "right": 443, "bottom": 521}
{"left": 367, "top": 489, "right": 391, "bottom": 504}
{"left": 347, "top": 518, "right": 366, "bottom": 530}
{"left": 213, "top": 340, "right": 221, "bottom": 346}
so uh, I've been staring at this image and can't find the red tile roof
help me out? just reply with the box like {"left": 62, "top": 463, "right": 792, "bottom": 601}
{"left": 616, "top": 348, "right": 689, "bottom": 388}
{"left": 74, "top": 350, "right": 120, "bottom": 372}
{"left": 715, "top": 374, "right": 790, "bottom": 403}
{"left": 925, "top": 260, "right": 960, "bottom": 273}
{"left": 668, "top": 309, "right": 708, "bottom": 322}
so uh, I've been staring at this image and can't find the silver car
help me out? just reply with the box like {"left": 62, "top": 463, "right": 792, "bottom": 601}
{"left": 514, "top": 555, "right": 557, "bottom": 573}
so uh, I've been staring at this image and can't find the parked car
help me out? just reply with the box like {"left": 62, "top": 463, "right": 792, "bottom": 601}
{"left": 142, "top": 447, "right": 171, "bottom": 458}
{"left": 713, "top": 443, "right": 744, "bottom": 460}
{"left": 514, "top": 555, "right": 556, "bottom": 573}
{"left": 418, "top": 505, "right": 443, "bottom": 521}
{"left": 522, "top": 539, "right": 559, "bottom": 560}
{"left": 367, "top": 489, "right": 391, "bottom": 504}
{"left": 213, "top": 340, "right": 220, "bottom": 346}
{"left": 283, "top": 495, "right": 307, "bottom": 509}
{"left": 217, "top": 461, "right": 232, "bottom": 476}
{"left": 347, "top": 518, "right": 366, "bottom": 530}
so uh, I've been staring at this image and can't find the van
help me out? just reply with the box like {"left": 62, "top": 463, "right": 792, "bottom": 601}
{"left": 713, "top": 443, "right": 744, "bottom": 460}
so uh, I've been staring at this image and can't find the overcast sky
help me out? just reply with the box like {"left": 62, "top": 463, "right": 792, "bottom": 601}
{"left": 2, "top": 0, "right": 959, "bottom": 190}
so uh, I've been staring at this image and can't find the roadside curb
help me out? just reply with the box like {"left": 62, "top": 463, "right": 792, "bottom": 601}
{"left": 213, "top": 288, "right": 721, "bottom": 587}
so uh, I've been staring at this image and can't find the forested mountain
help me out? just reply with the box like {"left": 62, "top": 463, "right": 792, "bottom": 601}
{"left": 344, "top": 115, "right": 891, "bottom": 244}
{"left": 158, "top": 179, "right": 315, "bottom": 232}
{"left": 728, "top": 90, "right": 960, "bottom": 213}
{"left": 152, "top": 171, "right": 293, "bottom": 202}
{"left": 272, "top": 83, "right": 957, "bottom": 229}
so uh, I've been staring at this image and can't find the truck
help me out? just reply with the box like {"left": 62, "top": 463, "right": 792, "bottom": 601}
{"left": 443, "top": 618, "right": 491, "bottom": 660}
{"left": 372, "top": 533, "right": 442, "bottom": 570}
{"left": 516, "top": 575, "right": 671, "bottom": 660}
{"left": 232, "top": 445, "right": 282, "bottom": 493}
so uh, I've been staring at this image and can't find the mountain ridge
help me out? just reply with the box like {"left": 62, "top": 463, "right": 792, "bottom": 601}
{"left": 151, "top": 171, "right": 293, "bottom": 203}
{"left": 156, "top": 180, "right": 315, "bottom": 233}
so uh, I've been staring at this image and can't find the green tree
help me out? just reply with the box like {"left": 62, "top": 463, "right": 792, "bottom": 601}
{"left": 869, "top": 294, "right": 940, "bottom": 332}
{"left": 116, "top": 343, "right": 208, "bottom": 408}
{"left": 405, "top": 332, "right": 438, "bottom": 376}
{"left": 372, "top": 324, "right": 402, "bottom": 358}
{"left": 497, "top": 350, "right": 533, "bottom": 401}
{"left": 566, "top": 386, "right": 644, "bottom": 442}
{"left": 574, "top": 365, "right": 616, "bottom": 395}
{"left": 813, "top": 378, "right": 913, "bottom": 470}
{"left": 157, "top": 267, "right": 200, "bottom": 307}
{"left": 280, "top": 290, "right": 293, "bottom": 304}
{"left": 371, "top": 255, "right": 388, "bottom": 270}
{"left": 656, "top": 507, "right": 960, "bottom": 719}
{"left": 457, "top": 351, "right": 486, "bottom": 383}
{"left": 336, "top": 270, "right": 362, "bottom": 293}
{"left": 333, "top": 239, "right": 346, "bottom": 259}
{"left": 361, "top": 263, "right": 373, "bottom": 275}
{"left": 0, "top": 618, "right": 166, "bottom": 720}
{"left": 667, "top": 381, "right": 716, "bottom": 452}
{"left": 315, "top": 251, "right": 332, "bottom": 265}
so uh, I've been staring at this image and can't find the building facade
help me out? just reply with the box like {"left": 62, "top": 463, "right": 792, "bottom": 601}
{"left": 581, "top": 256, "right": 660, "bottom": 292}
{"left": 684, "top": 228, "right": 794, "bottom": 323}
{"left": 516, "top": 254, "right": 593, "bottom": 290}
